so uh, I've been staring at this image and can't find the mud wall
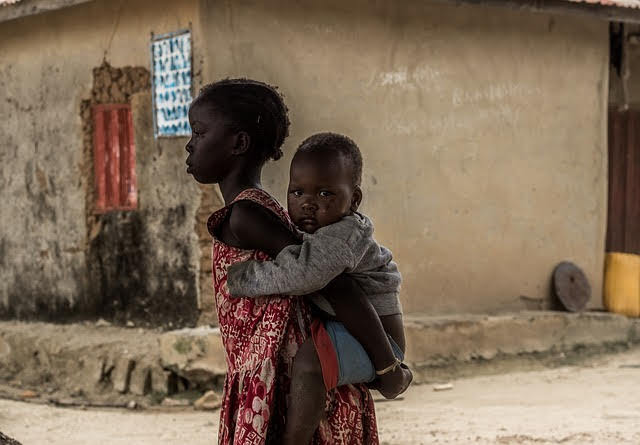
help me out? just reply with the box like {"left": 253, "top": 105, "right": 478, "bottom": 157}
{"left": 0, "top": 0, "right": 206, "bottom": 326}
{"left": 0, "top": 0, "right": 610, "bottom": 320}
{"left": 200, "top": 0, "right": 609, "bottom": 314}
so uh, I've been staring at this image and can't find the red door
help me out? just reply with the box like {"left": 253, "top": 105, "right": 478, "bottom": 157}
{"left": 607, "top": 109, "right": 640, "bottom": 255}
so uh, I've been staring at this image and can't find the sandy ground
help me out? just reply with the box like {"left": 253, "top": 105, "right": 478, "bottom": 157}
{"left": 2, "top": 348, "right": 640, "bottom": 445}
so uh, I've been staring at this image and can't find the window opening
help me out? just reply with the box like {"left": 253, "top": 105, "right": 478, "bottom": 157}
{"left": 92, "top": 104, "right": 138, "bottom": 212}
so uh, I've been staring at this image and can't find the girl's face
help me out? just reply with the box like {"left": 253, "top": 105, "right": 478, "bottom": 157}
{"left": 185, "top": 102, "right": 237, "bottom": 184}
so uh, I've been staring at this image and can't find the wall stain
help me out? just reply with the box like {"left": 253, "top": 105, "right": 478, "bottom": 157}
{"left": 24, "top": 160, "right": 56, "bottom": 223}
{"left": 86, "top": 210, "right": 198, "bottom": 327}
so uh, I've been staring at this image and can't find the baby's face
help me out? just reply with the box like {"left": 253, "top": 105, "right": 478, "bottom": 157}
{"left": 287, "top": 151, "right": 359, "bottom": 234}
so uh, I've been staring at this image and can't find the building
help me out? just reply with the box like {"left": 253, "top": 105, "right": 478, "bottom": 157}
{"left": 1, "top": 0, "right": 639, "bottom": 327}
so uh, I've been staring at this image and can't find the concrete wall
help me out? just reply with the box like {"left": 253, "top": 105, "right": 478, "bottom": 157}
{"left": 0, "top": 0, "right": 609, "bottom": 321}
{"left": 200, "top": 0, "right": 609, "bottom": 314}
{"left": 0, "top": 0, "right": 206, "bottom": 325}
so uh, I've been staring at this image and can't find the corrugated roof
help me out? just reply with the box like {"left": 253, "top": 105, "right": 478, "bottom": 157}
{"left": 565, "top": 0, "right": 640, "bottom": 9}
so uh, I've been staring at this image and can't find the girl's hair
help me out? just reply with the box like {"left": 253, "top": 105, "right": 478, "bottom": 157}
{"left": 297, "top": 132, "right": 363, "bottom": 186}
{"left": 195, "top": 78, "right": 290, "bottom": 164}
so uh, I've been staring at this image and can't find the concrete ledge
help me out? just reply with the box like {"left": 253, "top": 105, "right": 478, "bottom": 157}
{"left": 0, "top": 322, "right": 167, "bottom": 399}
{"left": 404, "top": 311, "right": 640, "bottom": 370}
{"left": 1, "top": 311, "right": 639, "bottom": 399}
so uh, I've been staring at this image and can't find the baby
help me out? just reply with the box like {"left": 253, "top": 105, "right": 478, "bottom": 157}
{"left": 228, "top": 132, "right": 411, "bottom": 443}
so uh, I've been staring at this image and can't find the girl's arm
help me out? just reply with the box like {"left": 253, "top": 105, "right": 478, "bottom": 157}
{"left": 225, "top": 200, "right": 302, "bottom": 256}
{"left": 228, "top": 238, "right": 352, "bottom": 297}
{"left": 227, "top": 212, "right": 373, "bottom": 299}
{"left": 226, "top": 202, "right": 361, "bottom": 298}
{"left": 227, "top": 216, "right": 359, "bottom": 297}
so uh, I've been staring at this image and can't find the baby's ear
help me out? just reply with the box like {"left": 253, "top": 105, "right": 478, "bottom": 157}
{"left": 350, "top": 186, "right": 362, "bottom": 212}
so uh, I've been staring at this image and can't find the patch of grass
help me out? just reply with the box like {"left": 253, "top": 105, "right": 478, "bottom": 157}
{"left": 173, "top": 338, "right": 192, "bottom": 354}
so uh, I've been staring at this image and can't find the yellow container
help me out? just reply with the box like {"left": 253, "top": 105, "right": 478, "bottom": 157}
{"left": 603, "top": 252, "right": 640, "bottom": 317}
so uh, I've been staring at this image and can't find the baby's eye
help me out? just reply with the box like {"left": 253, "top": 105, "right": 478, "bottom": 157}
{"left": 289, "top": 190, "right": 303, "bottom": 197}
{"left": 319, "top": 191, "right": 333, "bottom": 198}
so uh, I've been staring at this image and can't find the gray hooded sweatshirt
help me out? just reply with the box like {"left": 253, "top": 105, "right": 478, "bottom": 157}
{"left": 226, "top": 212, "right": 402, "bottom": 316}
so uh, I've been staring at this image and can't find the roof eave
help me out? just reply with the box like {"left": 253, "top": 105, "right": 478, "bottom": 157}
{"left": 0, "top": 0, "right": 94, "bottom": 24}
{"left": 2, "top": 0, "right": 640, "bottom": 26}
{"left": 443, "top": 0, "right": 640, "bottom": 24}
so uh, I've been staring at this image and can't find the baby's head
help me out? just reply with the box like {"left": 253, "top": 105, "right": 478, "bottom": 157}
{"left": 287, "top": 132, "right": 363, "bottom": 234}
{"left": 186, "top": 78, "right": 289, "bottom": 184}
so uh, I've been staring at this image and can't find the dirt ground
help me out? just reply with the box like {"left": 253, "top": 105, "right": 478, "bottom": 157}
{"left": 2, "top": 348, "right": 640, "bottom": 445}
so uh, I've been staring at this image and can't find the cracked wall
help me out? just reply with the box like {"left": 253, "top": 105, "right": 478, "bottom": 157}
{"left": 0, "top": 0, "right": 206, "bottom": 326}
{"left": 0, "top": 59, "right": 88, "bottom": 319}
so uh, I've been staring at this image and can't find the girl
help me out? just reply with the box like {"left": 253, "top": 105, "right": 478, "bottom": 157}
{"left": 185, "top": 79, "right": 378, "bottom": 444}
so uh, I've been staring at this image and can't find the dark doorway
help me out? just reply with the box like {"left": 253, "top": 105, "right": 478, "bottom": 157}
{"left": 607, "top": 109, "right": 640, "bottom": 255}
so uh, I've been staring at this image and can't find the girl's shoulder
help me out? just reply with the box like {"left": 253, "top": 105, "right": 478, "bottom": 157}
{"left": 237, "top": 188, "right": 290, "bottom": 223}
{"left": 207, "top": 188, "right": 294, "bottom": 238}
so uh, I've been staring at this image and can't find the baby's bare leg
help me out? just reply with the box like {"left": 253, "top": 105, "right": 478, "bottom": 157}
{"left": 380, "top": 313, "right": 406, "bottom": 352}
{"left": 324, "top": 276, "right": 412, "bottom": 398}
{"left": 283, "top": 337, "right": 326, "bottom": 445}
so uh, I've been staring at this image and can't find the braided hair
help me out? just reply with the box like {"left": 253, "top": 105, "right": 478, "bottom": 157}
{"left": 194, "top": 78, "right": 290, "bottom": 164}
{"left": 297, "top": 132, "right": 363, "bottom": 187}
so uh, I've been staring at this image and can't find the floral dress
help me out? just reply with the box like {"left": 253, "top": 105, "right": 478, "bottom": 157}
{"left": 208, "top": 188, "right": 379, "bottom": 445}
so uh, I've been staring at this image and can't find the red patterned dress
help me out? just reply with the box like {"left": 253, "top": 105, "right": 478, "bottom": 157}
{"left": 208, "top": 188, "right": 379, "bottom": 445}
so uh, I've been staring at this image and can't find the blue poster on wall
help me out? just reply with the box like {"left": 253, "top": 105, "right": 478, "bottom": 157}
{"left": 151, "top": 29, "right": 192, "bottom": 137}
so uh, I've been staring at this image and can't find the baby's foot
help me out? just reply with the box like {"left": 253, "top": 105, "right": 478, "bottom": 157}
{"left": 376, "top": 363, "right": 413, "bottom": 399}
